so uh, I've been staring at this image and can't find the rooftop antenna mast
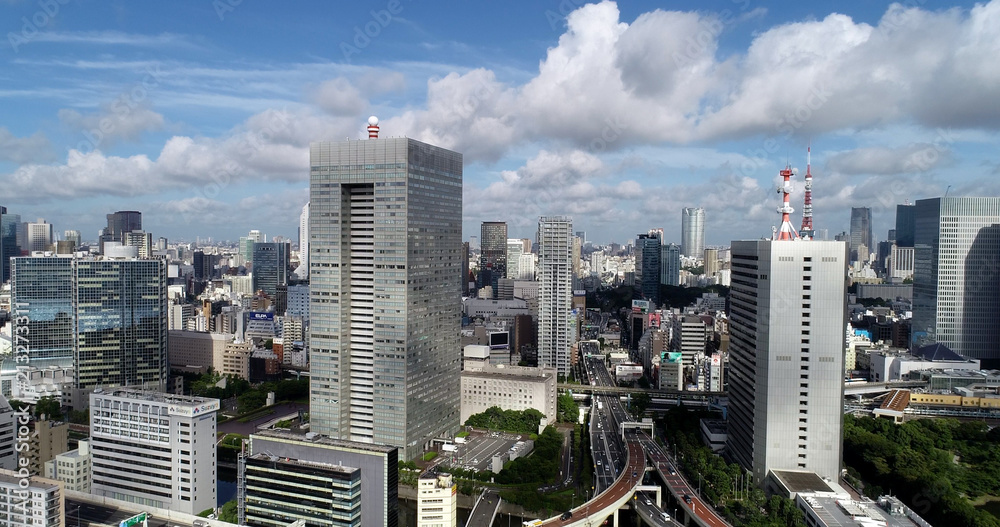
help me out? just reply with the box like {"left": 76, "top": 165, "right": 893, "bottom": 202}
{"left": 799, "top": 144, "right": 814, "bottom": 239}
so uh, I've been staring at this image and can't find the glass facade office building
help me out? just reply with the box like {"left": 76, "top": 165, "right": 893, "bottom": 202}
{"left": 251, "top": 242, "right": 289, "bottom": 298}
{"left": 10, "top": 257, "right": 75, "bottom": 369}
{"left": 309, "top": 137, "right": 462, "bottom": 459}
{"left": 0, "top": 207, "right": 20, "bottom": 283}
{"left": 913, "top": 197, "right": 1000, "bottom": 363}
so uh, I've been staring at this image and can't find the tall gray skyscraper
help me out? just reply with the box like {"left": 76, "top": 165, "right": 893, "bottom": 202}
{"left": 309, "top": 133, "right": 462, "bottom": 459}
{"left": 681, "top": 207, "right": 705, "bottom": 258}
{"left": 849, "top": 207, "right": 873, "bottom": 262}
{"left": 537, "top": 216, "right": 573, "bottom": 376}
{"left": 296, "top": 202, "right": 310, "bottom": 279}
{"left": 913, "top": 197, "right": 1000, "bottom": 363}
{"left": 478, "top": 222, "right": 507, "bottom": 297}
{"left": 660, "top": 243, "right": 681, "bottom": 286}
{"left": 636, "top": 232, "right": 661, "bottom": 306}
{"left": 0, "top": 207, "right": 20, "bottom": 282}
{"left": 727, "top": 239, "right": 847, "bottom": 484}
{"left": 26, "top": 219, "right": 53, "bottom": 253}
{"left": 251, "top": 242, "right": 290, "bottom": 298}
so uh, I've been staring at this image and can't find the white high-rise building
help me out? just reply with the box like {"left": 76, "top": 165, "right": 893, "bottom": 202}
{"left": 506, "top": 238, "right": 523, "bottom": 280}
{"left": 681, "top": 207, "right": 705, "bottom": 258}
{"left": 913, "top": 197, "right": 1000, "bottom": 362}
{"left": 417, "top": 472, "right": 458, "bottom": 527}
{"left": 309, "top": 131, "right": 462, "bottom": 459}
{"left": 89, "top": 390, "right": 219, "bottom": 515}
{"left": 296, "top": 202, "right": 309, "bottom": 279}
{"left": 518, "top": 252, "right": 536, "bottom": 280}
{"left": 537, "top": 216, "right": 573, "bottom": 376}
{"left": 27, "top": 218, "right": 53, "bottom": 253}
{"left": 727, "top": 239, "right": 847, "bottom": 484}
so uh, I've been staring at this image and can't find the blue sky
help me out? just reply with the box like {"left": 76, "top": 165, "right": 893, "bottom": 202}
{"left": 1, "top": 0, "right": 997, "bottom": 246}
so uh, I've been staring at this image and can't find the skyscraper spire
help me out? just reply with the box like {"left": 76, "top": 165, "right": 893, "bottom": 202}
{"left": 800, "top": 144, "right": 814, "bottom": 239}
{"left": 775, "top": 164, "right": 800, "bottom": 241}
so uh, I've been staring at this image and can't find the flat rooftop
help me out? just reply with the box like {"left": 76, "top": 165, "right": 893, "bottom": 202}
{"left": 246, "top": 452, "right": 359, "bottom": 475}
{"left": 771, "top": 470, "right": 836, "bottom": 494}
{"left": 803, "top": 495, "right": 926, "bottom": 527}
{"left": 92, "top": 388, "right": 219, "bottom": 408}
{"left": 254, "top": 429, "right": 398, "bottom": 455}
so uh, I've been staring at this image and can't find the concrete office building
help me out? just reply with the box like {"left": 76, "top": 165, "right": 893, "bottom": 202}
{"left": 286, "top": 284, "right": 310, "bottom": 320}
{"left": 849, "top": 207, "right": 873, "bottom": 262}
{"left": 309, "top": 131, "right": 462, "bottom": 458}
{"left": 660, "top": 243, "right": 681, "bottom": 286}
{"left": 27, "top": 219, "right": 54, "bottom": 253}
{"left": 241, "top": 452, "right": 362, "bottom": 527}
{"left": 0, "top": 395, "right": 17, "bottom": 471}
{"left": 681, "top": 207, "right": 705, "bottom": 258}
{"left": 537, "top": 216, "right": 573, "bottom": 376}
{"left": 25, "top": 419, "right": 68, "bottom": 476}
{"left": 244, "top": 430, "right": 398, "bottom": 527}
{"left": 913, "top": 197, "right": 1000, "bottom": 364}
{"left": 44, "top": 439, "right": 91, "bottom": 493}
{"left": 417, "top": 472, "right": 458, "bottom": 527}
{"left": 889, "top": 245, "right": 914, "bottom": 281}
{"left": 460, "top": 363, "right": 558, "bottom": 425}
{"left": 727, "top": 239, "right": 848, "bottom": 484}
{"left": 168, "top": 330, "right": 230, "bottom": 374}
{"left": 0, "top": 469, "right": 63, "bottom": 527}
{"left": 124, "top": 230, "right": 154, "bottom": 258}
{"left": 89, "top": 389, "right": 219, "bottom": 515}
{"left": 506, "top": 238, "right": 523, "bottom": 281}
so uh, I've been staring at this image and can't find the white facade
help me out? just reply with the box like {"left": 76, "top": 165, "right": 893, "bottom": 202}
{"left": 417, "top": 472, "right": 458, "bottom": 527}
{"left": 461, "top": 364, "right": 558, "bottom": 425}
{"left": 44, "top": 439, "right": 91, "bottom": 493}
{"left": 1, "top": 366, "right": 74, "bottom": 405}
{"left": 517, "top": 253, "right": 536, "bottom": 280}
{"left": 889, "top": 245, "right": 914, "bottom": 280}
{"left": 0, "top": 469, "right": 63, "bottom": 527}
{"left": 537, "top": 217, "right": 573, "bottom": 376}
{"left": 89, "top": 389, "right": 218, "bottom": 515}
{"left": 727, "top": 240, "right": 847, "bottom": 484}
{"left": 27, "top": 219, "right": 53, "bottom": 253}
{"left": 681, "top": 208, "right": 705, "bottom": 258}
{"left": 296, "top": 202, "right": 309, "bottom": 279}
{"left": 506, "top": 239, "right": 523, "bottom": 280}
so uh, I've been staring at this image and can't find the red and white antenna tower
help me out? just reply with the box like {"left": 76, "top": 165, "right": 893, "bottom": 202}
{"left": 367, "top": 115, "right": 379, "bottom": 139}
{"left": 799, "top": 145, "right": 814, "bottom": 239}
{"left": 774, "top": 164, "right": 800, "bottom": 241}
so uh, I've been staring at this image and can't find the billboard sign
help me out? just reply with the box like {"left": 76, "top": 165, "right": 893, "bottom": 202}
{"left": 632, "top": 300, "right": 650, "bottom": 314}
{"left": 168, "top": 400, "right": 221, "bottom": 417}
{"left": 249, "top": 311, "right": 274, "bottom": 321}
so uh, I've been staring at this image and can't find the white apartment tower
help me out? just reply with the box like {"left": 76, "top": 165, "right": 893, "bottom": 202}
{"left": 89, "top": 390, "right": 219, "bottom": 515}
{"left": 417, "top": 472, "right": 458, "bottom": 527}
{"left": 681, "top": 207, "right": 705, "bottom": 258}
{"left": 727, "top": 239, "right": 847, "bottom": 484}
{"left": 297, "top": 202, "right": 309, "bottom": 279}
{"left": 309, "top": 124, "right": 462, "bottom": 459}
{"left": 537, "top": 216, "right": 573, "bottom": 376}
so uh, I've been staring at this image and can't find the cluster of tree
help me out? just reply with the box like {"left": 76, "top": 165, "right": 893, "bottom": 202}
{"left": 662, "top": 407, "right": 806, "bottom": 527}
{"left": 557, "top": 394, "right": 579, "bottom": 422}
{"left": 496, "top": 426, "right": 563, "bottom": 485}
{"left": 188, "top": 370, "right": 252, "bottom": 400}
{"left": 844, "top": 415, "right": 1000, "bottom": 527}
{"left": 185, "top": 369, "right": 309, "bottom": 415}
{"left": 586, "top": 283, "right": 729, "bottom": 316}
{"left": 464, "top": 407, "right": 546, "bottom": 435}
{"left": 217, "top": 500, "right": 238, "bottom": 523}
{"left": 217, "top": 434, "right": 246, "bottom": 464}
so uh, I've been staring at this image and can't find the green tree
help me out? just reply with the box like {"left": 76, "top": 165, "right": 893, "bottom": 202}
{"left": 34, "top": 396, "right": 62, "bottom": 420}
{"left": 557, "top": 394, "right": 579, "bottom": 423}
{"left": 629, "top": 392, "right": 651, "bottom": 418}
{"left": 218, "top": 500, "right": 238, "bottom": 523}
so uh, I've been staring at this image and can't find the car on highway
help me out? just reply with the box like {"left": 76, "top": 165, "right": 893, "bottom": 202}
{"left": 683, "top": 494, "right": 692, "bottom": 504}
{"left": 561, "top": 510, "right": 573, "bottom": 520}
{"left": 669, "top": 468, "right": 676, "bottom": 475}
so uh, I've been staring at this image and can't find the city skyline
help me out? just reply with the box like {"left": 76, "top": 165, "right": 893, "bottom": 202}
{"left": 1, "top": 1, "right": 996, "bottom": 245}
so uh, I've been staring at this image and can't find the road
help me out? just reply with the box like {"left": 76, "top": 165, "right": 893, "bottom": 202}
{"left": 643, "top": 436, "right": 731, "bottom": 527}
{"left": 66, "top": 499, "right": 191, "bottom": 527}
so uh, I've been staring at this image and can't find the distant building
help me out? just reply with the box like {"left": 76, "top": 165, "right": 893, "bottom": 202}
{"left": 99, "top": 210, "right": 142, "bottom": 254}
{"left": 479, "top": 222, "right": 507, "bottom": 297}
{"left": 168, "top": 330, "right": 230, "bottom": 374}
{"left": 636, "top": 233, "right": 661, "bottom": 307}
{"left": 24, "top": 419, "right": 68, "bottom": 476}
{"left": 0, "top": 206, "right": 21, "bottom": 282}
{"left": 0, "top": 469, "right": 64, "bottom": 527}
{"left": 417, "top": 472, "right": 458, "bottom": 527}
{"left": 27, "top": 218, "right": 54, "bottom": 253}
{"left": 89, "top": 389, "right": 218, "bottom": 515}
{"left": 894, "top": 204, "right": 916, "bottom": 248}
{"left": 849, "top": 207, "right": 873, "bottom": 262}
{"left": 251, "top": 242, "right": 289, "bottom": 299}
{"left": 0, "top": 395, "right": 17, "bottom": 471}
{"left": 869, "top": 343, "right": 981, "bottom": 382}
{"left": 660, "top": 243, "right": 681, "bottom": 286}
{"left": 681, "top": 208, "right": 705, "bottom": 258}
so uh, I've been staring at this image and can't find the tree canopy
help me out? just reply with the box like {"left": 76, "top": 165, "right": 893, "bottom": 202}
{"left": 464, "top": 406, "right": 545, "bottom": 435}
